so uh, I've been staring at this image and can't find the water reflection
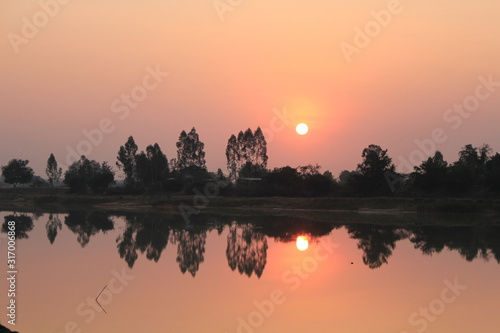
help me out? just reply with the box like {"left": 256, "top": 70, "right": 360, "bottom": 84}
{"left": 410, "top": 225, "right": 500, "bottom": 263}
{"left": 65, "top": 211, "right": 114, "bottom": 247}
{"left": 116, "top": 213, "right": 172, "bottom": 268}
{"left": 347, "top": 225, "right": 409, "bottom": 269}
{"left": 46, "top": 213, "right": 62, "bottom": 244}
{"left": 2, "top": 210, "right": 500, "bottom": 277}
{"left": 295, "top": 235, "right": 309, "bottom": 251}
{"left": 226, "top": 223, "right": 268, "bottom": 278}
{"left": 173, "top": 229, "right": 207, "bottom": 277}
{"left": 2, "top": 214, "right": 34, "bottom": 239}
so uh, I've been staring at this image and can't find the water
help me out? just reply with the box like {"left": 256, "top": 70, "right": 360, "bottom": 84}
{"left": 1, "top": 210, "right": 499, "bottom": 333}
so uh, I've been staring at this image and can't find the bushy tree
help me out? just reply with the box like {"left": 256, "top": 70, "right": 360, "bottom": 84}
{"left": 64, "top": 156, "right": 115, "bottom": 193}
{"left": 1, "top": 159, "right": 34, "bottom": 187}
{"left": 176, "top": 128, "right": 206, "bottom": 170}
{"left": 46, "top": 153, "right": 62, "bottom": 186}
{"left": 411, "top": 151, "right": 448, "bottom": 191}
{"left": 350, "top": 145, "right": 397, "bottom": 196}
{"left": 486, "top": 153, "right": 500, "bottom": 190}
{"left": 447, "top": 144, "right": 492, "bottom": 191}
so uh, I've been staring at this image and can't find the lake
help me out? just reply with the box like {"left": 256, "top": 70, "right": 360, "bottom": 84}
{"left": 1, "top": 209, "right": 499, "bottom": 333}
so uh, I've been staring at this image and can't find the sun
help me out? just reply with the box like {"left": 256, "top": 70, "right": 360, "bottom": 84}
{"left": 296, "top": 123, "right": 309, "bottom": 135}
{"left": 296, "top": 236, "right": 309, "bottom": 251}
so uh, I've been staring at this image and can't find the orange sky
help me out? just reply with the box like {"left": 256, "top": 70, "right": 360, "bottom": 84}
{"left": 1, "top": 0, "right": 500, "bottom": 177}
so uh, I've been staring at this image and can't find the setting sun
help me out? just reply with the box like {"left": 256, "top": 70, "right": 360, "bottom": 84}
{"left": 296, "top": 236, "right": 309, "bottom": 251}
{"left": 296, "top": 123, "right": 309, "bottom": 135}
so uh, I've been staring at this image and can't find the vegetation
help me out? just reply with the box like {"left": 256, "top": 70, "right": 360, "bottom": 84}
{"left": 1, "top": 159, "right": 34, "bottom": 187}
{"left": 64, "top": 156, "right": 115, "bottom": 193}
{"left": 1, "top": 127, "right": 499, "bottom": 202}
{"left": 45, "top": 153, "right": 62, "bottom": 186}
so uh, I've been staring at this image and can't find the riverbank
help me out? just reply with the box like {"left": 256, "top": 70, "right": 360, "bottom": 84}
{"left": 1, "top": 187, "right": 499, "bottom": 218}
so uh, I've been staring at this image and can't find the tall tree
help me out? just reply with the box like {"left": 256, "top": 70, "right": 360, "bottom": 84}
{"left": 46, "top": 153, "right": 62, "bottom": 186}
{"left": 226, "top": 134, "right": 239, "bottom": 180}
{"left": 253, "top": 127, "right": 268, "bottom": 168}
{"left": 148, "top": 143, "right": 169, "bottom": 186}
{"left": 176, "top": 128, "right": 206, "bottom": 170}
{"left": 116, "top": 136, "right": 138, "bottom": 184}
{"left": 1, "top": 159, "right": 34, "bottom": 188}
{"left": 136, "top": 143, "right": 169, "bottom": 188}
{"left": 226, "top": 127, "right": 268, "bottom": 180}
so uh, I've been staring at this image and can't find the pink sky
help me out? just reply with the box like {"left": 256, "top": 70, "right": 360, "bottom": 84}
{"left": 1, "top": 0, "right": 500, "bottom": 178}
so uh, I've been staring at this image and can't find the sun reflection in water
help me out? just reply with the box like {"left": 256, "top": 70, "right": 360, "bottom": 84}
{"left": 296, "top": 235, "right": 309, "bottom": 251}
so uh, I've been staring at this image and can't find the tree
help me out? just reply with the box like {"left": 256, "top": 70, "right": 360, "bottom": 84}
{"left": 46, "top": 153, "right": 62, "bottom": 186}
{"left": 486, "top": 153, "right": 500, "bottom": 190}
{"left": 117, "top": 136, "right": 138, "bottom": 184}
{"left": 136, "top": 143, "right": 169, "bottom": 188}
{"left": 411, "top": 151, "right": 448, "bottom": 191}
{"left": 448, "top": 144, "right": 492, "bottom": 191}
{"left": 1, "top": 159, "right": 34, "bottom": 188}
{"left": 64, "top": 156, "right": 115, "bottom": 193}
{"left": 226, "top": 134, "right": 239, "bottom": 180}
{"left": 88, "top": 162, "right": 115, "bottom": 193}
{"left": 350, "top": 145, "right": 396, "bottom": 196}
{"left": 226, "top": 127, "right": 268, "bottom": 180}
{"left": 176, "top": 128, "right": 206, "bottom": 170}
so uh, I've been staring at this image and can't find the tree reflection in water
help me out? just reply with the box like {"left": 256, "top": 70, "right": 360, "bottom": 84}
{"left": 117, "top": 214, "right": 171, "bottom": 268}
{"left": 226, "top": 223, "right": 268, "bottom": 278}
{"left": 2, "top": 214, "right": 34, "bottom": 239}
{"left": 65, "top": 211, "right": 114, "bottom": 247}
{"left": 7, "top": 209, "right": 497, "bottom": 273}
{"left": 347, "top": 225, "right": 409, "bottom": 269}
{"left": 46, "top": 213, "right": 62, "bottom": 244}
{"left": 410, "top": 225, "right": 500, "bottom": 263}
{"left": 171, "top": 229, "right": 207, "bottom": 277}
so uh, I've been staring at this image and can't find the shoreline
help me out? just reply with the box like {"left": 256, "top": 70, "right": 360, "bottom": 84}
{"left": 0, "top": 188, "right": 499, "bottom": 220}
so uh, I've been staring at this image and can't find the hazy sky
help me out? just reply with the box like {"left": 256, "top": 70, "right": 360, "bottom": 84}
{"left": 1, "top": 0, "right": 500, "bottom": 178}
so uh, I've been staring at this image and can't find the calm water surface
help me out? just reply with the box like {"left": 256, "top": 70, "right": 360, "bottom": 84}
{"left": 1, "top": 210, "right": 499, "bottom": 333}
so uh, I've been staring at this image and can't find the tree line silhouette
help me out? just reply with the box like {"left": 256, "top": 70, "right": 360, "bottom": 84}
{"left": 3, "top": 212, "right": 499, "bottom": 275}
{"left": 1, "top": 127, "right": 500, "bottom": 197}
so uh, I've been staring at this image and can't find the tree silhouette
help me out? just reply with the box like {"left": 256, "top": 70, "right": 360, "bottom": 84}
{"left": 226, "top": 127, "right": 268, "bottom": 180}
{"left": 117, "top": 136, "right": 138, "bottom": 184}
{"left": 486, "top": 153, "right": 500, "bottom": 190}
{"left": 176, "top": 128, "right": 206, "bottom": 171}
{"left": 1, "top": 159, "right": 34, "bottom": 187}
{"left": 64, "top": 156, "right": 114, "bottom": 193}
{"left": 136, "top": 143, "right": 169, "bottom": 188}
{"left": 350, "top": 145, "right": 397, "bottom": 196}
{"left": 46, "top": 153, "right": 62, "bottom": 186}
{"left": 411, "top": 151, "right": 448, "bottom": 191}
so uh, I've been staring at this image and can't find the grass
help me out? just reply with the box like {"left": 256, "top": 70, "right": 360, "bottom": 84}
{"left": 1, "top": 187, "right": 499, "bottom": 225}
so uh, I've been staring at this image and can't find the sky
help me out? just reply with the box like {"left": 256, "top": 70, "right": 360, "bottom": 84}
{"left": 1, "top": 0, "right": 500, "bottom": 178}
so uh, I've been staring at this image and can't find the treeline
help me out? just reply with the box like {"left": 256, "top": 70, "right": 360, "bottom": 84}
{"left": 1, "top": 126, "right": 500, "bottom": 197}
